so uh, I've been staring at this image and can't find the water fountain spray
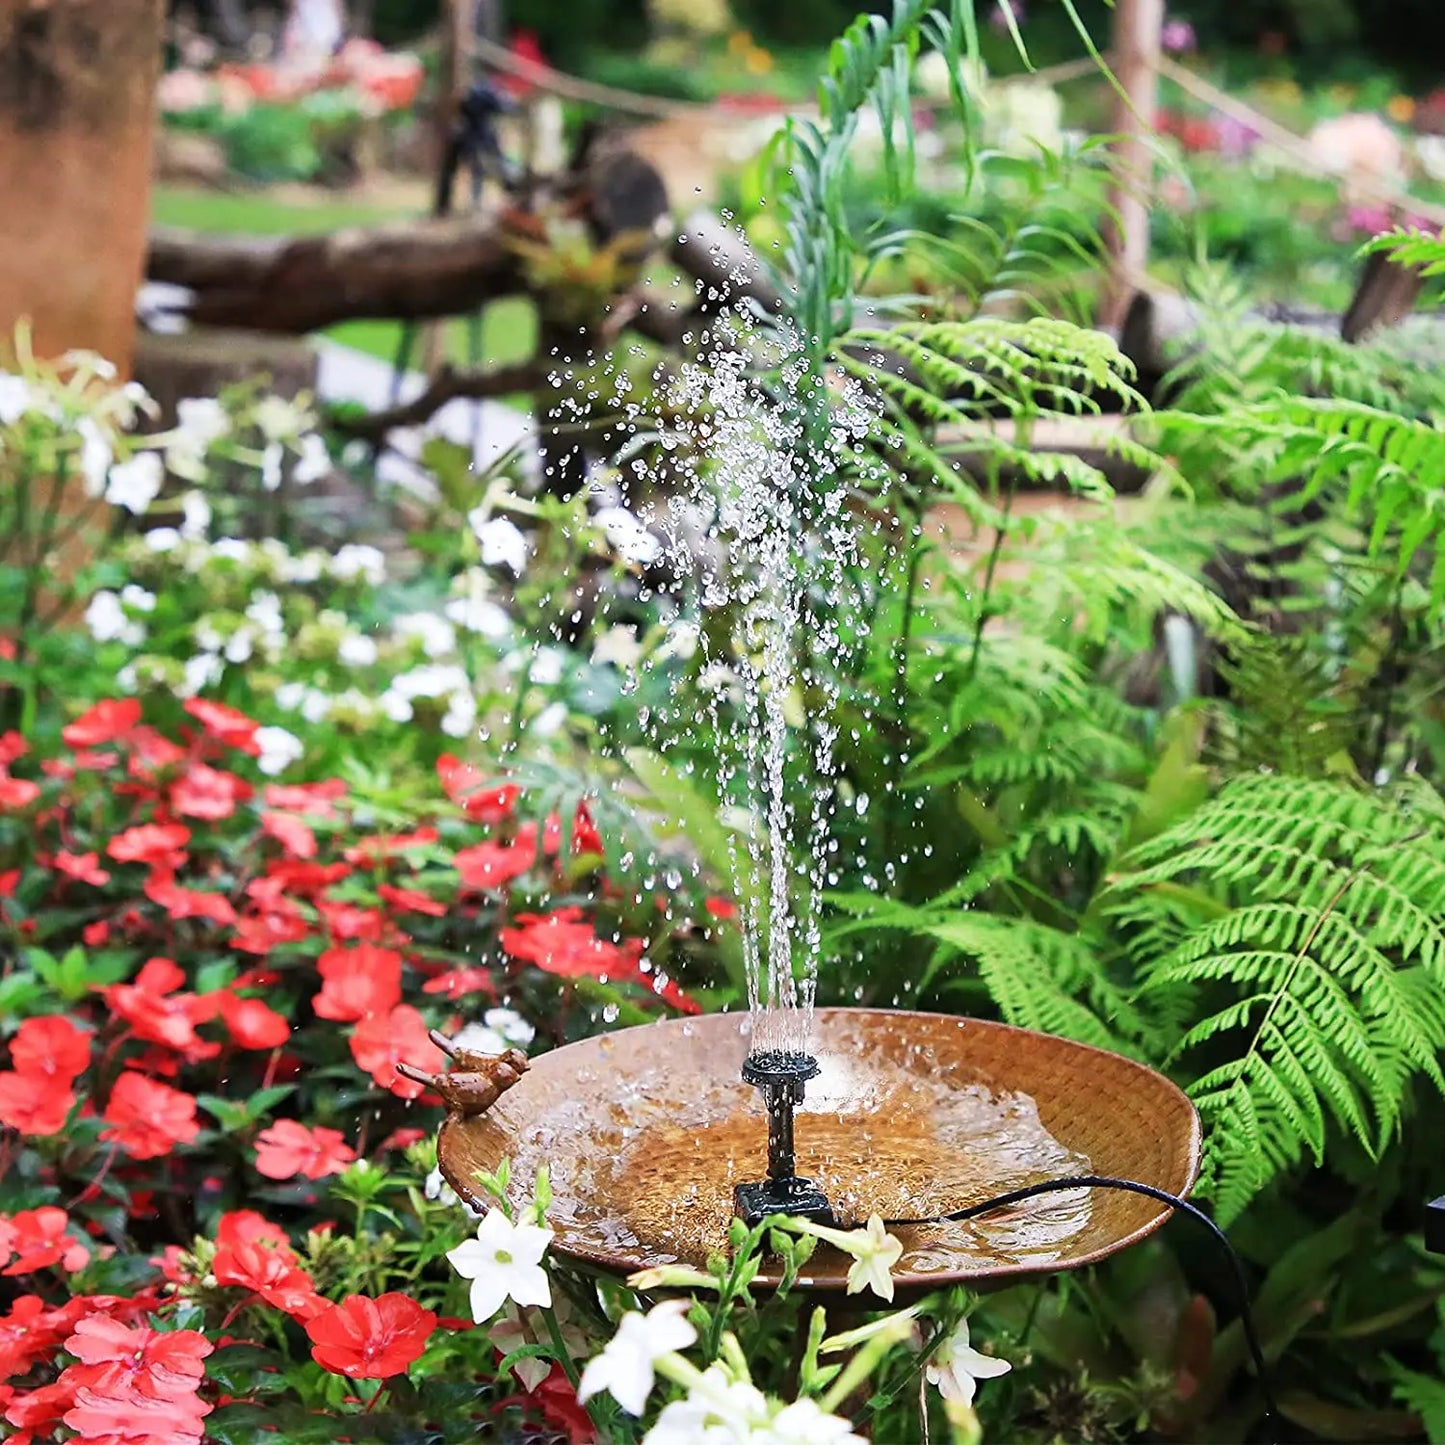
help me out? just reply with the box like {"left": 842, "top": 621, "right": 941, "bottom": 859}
{"left": 734, "top": 1049, "right": 834, "bottom": 1226}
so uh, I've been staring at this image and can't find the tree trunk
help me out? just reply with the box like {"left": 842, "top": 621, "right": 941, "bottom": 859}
{"left": 0, "top": 0, "right": 164, "bottom": 373}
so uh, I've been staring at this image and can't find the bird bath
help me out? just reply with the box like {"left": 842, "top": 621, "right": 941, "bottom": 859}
{"left": 432, "top": 1008, "right": 1200, "bottom": 1299}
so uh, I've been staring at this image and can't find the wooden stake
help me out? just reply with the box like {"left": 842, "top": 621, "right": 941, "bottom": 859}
{"left": 1100, "top": 0, "right": 1163, "bottom": 331}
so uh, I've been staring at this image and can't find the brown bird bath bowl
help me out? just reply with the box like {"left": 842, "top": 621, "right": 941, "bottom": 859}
{"left": 434, "top": 1008, "right": 1200, "bottom": 1299}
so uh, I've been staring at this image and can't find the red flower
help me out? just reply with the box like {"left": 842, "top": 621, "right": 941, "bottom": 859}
{"left": 183, "top": 697, "right": 261, "bottom": 754}
{"left": 349, "top": 1006, "right": 442, "bottom": 1099}
{"left": 313, "top": 944, "right": 403, "bottom": 1022}
{"left": 213, "top": 1236, "right": 322, "bottom": 1320}
{"left": 262, "top": 811, "right": 317, "bottom": 859}
{"left": 107, "top": 822, "right": 190, "bottom": 869}
{"left": 0, "top": 1296, "right": 72, "bottom": 1383}
{"left": 0, "top": 772, "right": 40, "bottom": 810}
{"left": 253, "top": 1120, "right": 356, "bottom": 1181}
{"left": 0, "top": 732, "right": 26, "bottom": 766}
{"left": 571, "top": 802, "right": 604, "bottom": 858}
{"left": 705, "top": 897, "right": 737, "bottom": 921}
{"left": 422, "top": 967, "right": 495, "bottom": 999}
{"left": 344, "top": 827, "right": 439, "bottom": 865}
{"left": 54, "top": 851, "right": 110, "bottom": 887}
{"left": 9, "top": 1016, "right": 89, "bottom": 1083}
{"left": 100, "top": 1071, "right": 200, "bottom": 1159}
{"left": 379, "top": 1127, "right": 426, "bottom": 1152}
{"left": 6, "top": 1378, "right": 75, "bottom": 1437}
{"left": 306, "top": 1293, "right": 436, "bottom": 1380}
{"left": 170, "top": 762, "right": 252, "bottom": 821}
{"left": 126, "top": 725, "right": 188, "bottom": 776}
{"left": 144, "top": 868, "right": 238, "bottom": 927}
{"left": 315, "top": 898, "right": 388, "bottom": 942}
{"left": 61, "top": 699, "right": 141, "bottom": 749}
{"left": 500, "top": 907, "right": 645, "bottom": 982}
{"left": 104, "top": 957, "right": 219, "bottom": 1057}
{"left": 218, "top": 992, "right": 291, "bottom": 1050}
{"left": 454, "top": 827, "right": 537, "bottom": 892}
{"left": 437, "top": 755, "right": 519, "bottom": 823}
{"left": 0, "top": 870, "right": 18, "bottom": 898}
{"left": 217, "top": 1209, "right": 290, "bottom": 1254}
{"left": 0, "top": 1208, "right": 89, "bottom": 1275}
{"left": 263, "top": 778, "right": 347, "bottom": 817}
{"left": 377, "top": 883, "right": 447, "bottom": 917}
{"left": 82, "top": 920, "right": 110, "bottom": 947}
{"left": 0, "top": 1073, "right": 74, "bottom": 1136}
{"left": 231, "top": 906, "right": 310, "bottom": 955}
{"left": 262, "top": 859, "right": 351, "bottom": 896}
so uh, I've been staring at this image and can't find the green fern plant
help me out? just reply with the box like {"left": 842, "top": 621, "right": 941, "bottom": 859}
{"left": 1108, "top": 774, "right": 1445, "bottom": 1223}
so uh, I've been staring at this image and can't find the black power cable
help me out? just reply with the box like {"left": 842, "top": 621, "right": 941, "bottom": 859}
{"left": 882, "top": 1175, "right": 1280, "bottom": 1441}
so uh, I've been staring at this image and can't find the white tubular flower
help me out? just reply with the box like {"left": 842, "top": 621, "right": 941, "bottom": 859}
{"left": 331, "top": 544, "right": 386, "bottom": 584}
{"left": 471, "top": 512, "right": 530, "bottom": 575}
{"left": 594, "top": 505, "right": 662, "bottom": 567}
{"left": 260, "top": 442, "right": 284, "bottom": 492}
{"left": 84, "top": 591, "right": 143, "bottom": 646}
{"left": 293, "top": 433, "right": 331, "bottom": 485}
{"left": 180, "top": 490, "right": 211, "bottom": 540}
{"left": 104, "top": 452, "right": 164, "bottom": 515}
{"left": 0, "top": 373, "right": 33, "bottom": 425}
{"left": 578, "top": 1300, "right": 698, "bottom": 1417}
{"left": 119, "top": 584, "right": 156, "bottom": 613}
{"left": 394, "top": 611, "right": 457, "bottom": 659}
{"left": 254, "top": 725, "right": 304, "bottom": 776}
{"left": 757, "top": 1397, "right": 868, "bottom": 1444}
{"left": 531, "top": 702, "right": 567, "bottom": 738}
{"left": 445, "top": 591, "right": 510, "bottom": 639}
{"left": 446, "top": 1207, "right": 554, "bottom": 1324}
{"left": 77, "top": 418, "right": 113, "bottom": 497}
{"left": 591, "top": 625, "right": 642, "bottom": 670}
{"left": 484, "top": 1008, "right": 535, "bottom": 1046}
{"left": 925, "top": 1317, "right": 1011, "bottom": 1407}
{"left": 337, "top": 633, "right": 378, "bottom": 667}
{"left": 791, "top": 1215, "right": 903, "bottom": 1302}
{"left": 181, "top": 653, "right": 224, "bottom": 697}
{"left": 176, "top": 396, "right": 229, "bottom": 446}
{"left": 143, "top": 527, "right": 182, "bottom": 553}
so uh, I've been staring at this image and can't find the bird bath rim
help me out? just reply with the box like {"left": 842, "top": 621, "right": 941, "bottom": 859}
{"left": 435, "top": 1007, "right": 1202, "bottom": 1298}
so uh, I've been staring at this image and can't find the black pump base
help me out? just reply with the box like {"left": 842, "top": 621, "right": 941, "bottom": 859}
{"left": 1427, "top": 1196, "right": 1445, "bottom": 1255}
{"left": 735, "top": 1176, "right": 835, "bottom": 1228}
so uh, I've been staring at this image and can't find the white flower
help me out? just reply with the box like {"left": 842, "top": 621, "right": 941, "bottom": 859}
{"left": 274, "top": 682, "right": 306, "bottom": 711}
{"left": 182, "top": 653, "right": 224, "bottom": 697}
{"left": 299, "top": 689, "right": 332, "bottom": 725}
{"left": 592, "top": 625, "right": 642, "bottom": 670}
{"left": 293, "top": 433, "right": 331, "bottom": 484}
{"left": 471, "top": 513, "right": 530, "bottom": 575}
{"left": 394, "top": 611, "right": 457, "bottom": 659}
{"left": 260, "top": 442, "right": 284, "bottom": 492}
{"left": 143, "top": 527, "right": 182, "bottom": 553}
{"left": 331, "top": 543, "right": 386, "bottom": 584}
{"left": 594, "top": 505, "right": 662, "bottom": 567}
{"left": 657, "top": 621, "right": 699, "bottom": 661}
{"left": 445, "top": 592, "right": 511, "bottom": 639}
{"left": 224, "top": 627, "right": 255, "bottom": 664}
{"left": 212, "top": 538, "right": 251, "bottom": 563}
{"left": 579, "top": 1300, "right": 697, "bottom": 1417}
{"left": 643, "top": 1365, "right": 769, "bottom": 1443}
{"left": 117, "top": 664, "right": 138, "bottom": 693}
{"left": 450, "top": 1023, "right": 509, "bottom": 1057}
{"left": 485, "top": 1007, "right": 535, "bottom": 1046}
{"left": 120, "top": 584, "right": 156, "bottom": 613}
{"left": 180, "top": 490, "right": 211, "bottom": 540}
{"left": 255, "top": 394, "right": 308, "bottom": 442}
{"left": 446, "top": 1207, "right": 554, "bottom": 1323}
{"left": 77, "top": 418, "right": 112, "bottom": 497}
{"left": 441, "top": 692, "right": 478, "bottom": 739}
{"left": 282, "top": 549, "right": 325, "bottom": 584}
{"left": 529, "top": 647, "right": 565, "bottom": 686}
{"left": 255, "top": 725, "right": 304, "bottom": 776}
{"left": 379, "top": 689, "right": 413, "bottom": 723}
{"left": 758, "top": 1398, "right": 868, "bottom": 1444}
{"left": 0, "top": 373, "right": 34, "bottom": 425}
{"left": 338, "top": 633, "right": 378, "bottom": 667}
{"left": 531, "top": 701, "right": 568, "bottom": 738}
{"left": 194, "top": 620, "right": 225, "bottom": 654}
{"left": 84, "top": 591, "right": 144, "bottom": 646}
{"left": 925, "top": 1317, "right": 1011, "bottom": 1407}
{"left": 105, "top": 452, "right": 164, "bottom": 515}
{"left": 245, "top": 591, "right": 284, "bottom": 637}
{"left": 176, "top": 396, "right": 229, "bottom": 446}
{"left": 791, "top": 1215, "right": 903, "bottom": 1302}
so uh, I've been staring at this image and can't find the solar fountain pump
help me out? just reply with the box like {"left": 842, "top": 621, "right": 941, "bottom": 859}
{"left": 734, "top": 1050, "right": 836, "bottom": 1227}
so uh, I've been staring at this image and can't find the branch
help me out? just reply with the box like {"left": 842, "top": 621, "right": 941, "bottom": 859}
{"left": 330, "top": 360, "right": 548, "bottom": 441}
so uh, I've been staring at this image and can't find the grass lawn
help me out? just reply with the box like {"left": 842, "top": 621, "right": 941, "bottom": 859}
{"left": 151, "top": 185, "right": 539, "bottom": 373}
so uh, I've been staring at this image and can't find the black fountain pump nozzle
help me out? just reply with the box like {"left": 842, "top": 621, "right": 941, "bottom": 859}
{"left": 1427, "top": 1196, "right": 1445, "bottom": 1255}
{"left": 734, "top": 1051, "right": 835, "bottom": 1228}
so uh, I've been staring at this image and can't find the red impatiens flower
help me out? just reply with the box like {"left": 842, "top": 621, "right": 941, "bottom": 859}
{"left": 421, "top": 966, "right": 495, "bottom": 1000}
{"left": 0, "top": 731, "right": 25, "bottom": 766}
{"left": 0, "top": 1073, "right": 74, "bottom": 1136}
{"left": 182, "top": 697, "right": 261, "bottom": 754}
{"left": 0, "top": 1295, "right": 72, "bottom": 1383}
{"left": 306, "top": 1293, "right": 437, "bottom": 1379}
{"left": 263, "top": 859, "right": 352, "bottom": 897}
{"left": 705, "top": 896, "right": 737, "bottom": 921}
{"left": 212, "top": 1235, "right": 323, "bottom": 1321}
{"left": 261, "top": 811, "right": 317, "bottom": 859}
{"left": 437, "top": 754, "right": 519, "bottom": 823}
{"left": 170, "top": 762, "right": 252, "bottom": 821}
{"left": 231, "top": 905, "right": 311, "bottom": 955}
{"left": 313, "top": 943, "right": 403, "bottom": 1022}
{"left": 0, "top": 772, "right": 40, "bottom": 810}
{"left": 64, "top": 1316, "right": 211, "bottom": 1403}
{"left": 54, "top": 851, "right": 110, "bottom": 887}
{"left": 343, "top": 827, "right": 439, "bottom": 866}
{"left": 454, "top": 826, "right": 538, "bottom": 892}
{"left": 218, "top": 992, "right": 291, "bottom": 1050}
{"left": 263, "top": 778, "right": 347, "bottom": 817}
{"left": 315, "top": 897, "right": 389, "bottom": 942}
{"left": 104, "top": 958, "right": 219, "bottom": 1057}
{"left": 540, "top": 803, "right": 604, "bottom": 859}
{"left": 377, "top": 883, "right": 447, "bottom": 917}
{"left": 144, "top": 868, "right": 238, "bottom": 927}
{"left": 63, "top": 1381, "right": 212, "bottom": 1444}
{"left": 349, "top": 1005, "right": 443, "bottom": 1100}
{"left": 253, "top": 1120, "right": 356, "bottom": 1181}
{"left": 60, "top": 698, "right": 141, "bottom": 749}
{"left": 500, "top": 907, "right": 645, "bottom": 981}
{"left": 126, "top": 725, "right": 188, "bottom": 777}
{"left": 106, "top": 822, "right": 190, "bottom": 869}
{"left": 9, "top": 1016, "right": 89, "bottom": 1084}
{"left": 99, "top": 1071, "right": 200, "bottom": 1159}
{"left": 0, "top": 1208, "right": 89, "bottom": 1276}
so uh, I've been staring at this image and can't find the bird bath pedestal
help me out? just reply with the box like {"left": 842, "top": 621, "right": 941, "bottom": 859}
{"left": 434, "top": 1009, "right": 1200, "bottom": 1298}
